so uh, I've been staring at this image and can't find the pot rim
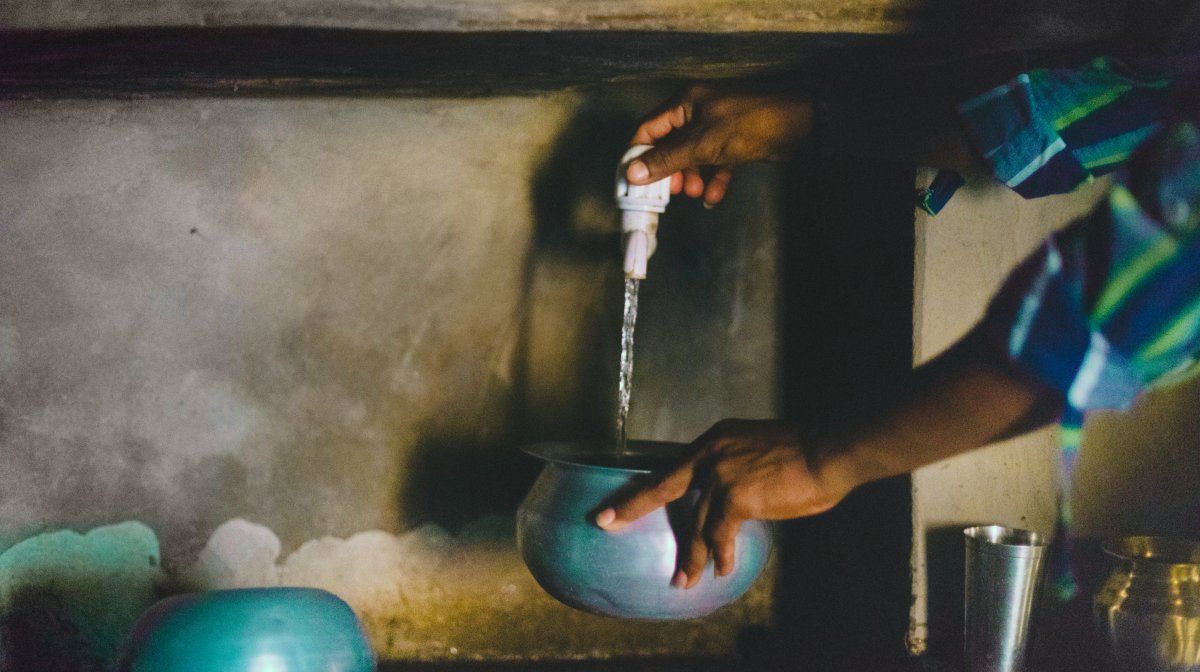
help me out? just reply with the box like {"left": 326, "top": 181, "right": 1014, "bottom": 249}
{"left": 1102, "top": 535, "right": 1200, "bottom": 566}
{"left": 522, "top": 440, "right": 688, "bottom": 473}
{"left": 963, "top": 524, "right": 1047, "bottom": 549}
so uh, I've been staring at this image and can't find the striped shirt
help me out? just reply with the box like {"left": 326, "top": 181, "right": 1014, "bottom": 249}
{"left": 957, "top": 60, "right": 1200, "bottom": 599}
{"left": 959, "top": 58, "right": 1174, "bottom": 199}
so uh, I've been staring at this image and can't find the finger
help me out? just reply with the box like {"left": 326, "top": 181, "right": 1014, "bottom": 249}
{"left": 630, "top": 86, "right": 703, "bottom": 146}
{"left": 703, "top": 168, "right": 733, "bottom": 207}
{"left": 670, "top": 171, "right": 683, "bottom": 195}
{"left": 680, "top": 488, "right": 714, "bottom": 589}
{"left": 682, "top": 168, "right": 705, "bottom": 199}
{"left": 598, "top": 460, "right": 696, "bottom": 532}
{"left": 630, "top": 104, "right": 689, "bottom": 146}
{"left": 705, "top": 500, "right": 742, "bottom": 577}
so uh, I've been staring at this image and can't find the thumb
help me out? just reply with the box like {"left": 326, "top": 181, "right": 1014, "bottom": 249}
{"left": 627, "top": 137, "right": 702, "bottom": 185}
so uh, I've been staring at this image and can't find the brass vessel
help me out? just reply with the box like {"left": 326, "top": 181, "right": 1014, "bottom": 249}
{"left": 1095, "top": 536, "right": 1200, "bottom": 672}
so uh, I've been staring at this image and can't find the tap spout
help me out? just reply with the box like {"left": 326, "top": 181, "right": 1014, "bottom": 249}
{"left": 615, "top": 145, "right": 671, "bottom": 279}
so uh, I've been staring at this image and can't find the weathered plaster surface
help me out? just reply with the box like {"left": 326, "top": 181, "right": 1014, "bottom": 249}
{"left": 0, "top": 91, "right": 779, "bottom": 660}
{"left": 0, "top": 96, "right": 556, "bottom": 559}
{"left": 1071, "top": 375, "right": 1200, "bottom": 539}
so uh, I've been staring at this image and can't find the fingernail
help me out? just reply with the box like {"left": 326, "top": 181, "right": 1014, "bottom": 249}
{"left": 671, "top": 570, "right": 688, "bottom": 588}
{"left": 703, "top": 201, "right": 715, "bottom": 210}
{"left": 628, "top": 161, "right": 649, "bottom": 182}
{"left": 595, "top": 508, "right": 616, "bottom": 529}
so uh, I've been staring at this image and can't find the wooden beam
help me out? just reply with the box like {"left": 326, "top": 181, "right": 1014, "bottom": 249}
{"left": 0, "top": 28, "right": 1114, "bottom": 98}
{"left": 2, "top": 0, "right": 1128, "bottom": 37}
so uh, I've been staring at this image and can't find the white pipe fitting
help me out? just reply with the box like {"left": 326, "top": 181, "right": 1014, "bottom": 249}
{"left": 615, "top": 144, "right": 671, "bottom": 280}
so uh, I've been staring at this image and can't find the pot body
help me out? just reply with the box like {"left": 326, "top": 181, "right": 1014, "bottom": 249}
{"left": 118, "top": 587, "right": 375, "bottom": 672}
{"left": 516, "top": 442, "right": 772, "bottom": 620}
{"left": 1094, "top": 537, "right": 1200, "bottom": 672}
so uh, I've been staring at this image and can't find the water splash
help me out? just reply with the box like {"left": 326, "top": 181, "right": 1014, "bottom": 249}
{"left": 616, "top": 277, "right": 640, "bottom": 456}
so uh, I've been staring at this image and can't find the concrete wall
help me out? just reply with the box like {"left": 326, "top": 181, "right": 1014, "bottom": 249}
{"left": 907, "top": 169, "right": 1106, "bottom": 653}
{"left": 0, "top": 91, "right": 780, "bottom": 664}
{"left": 909, "top": 167, "right": 1200, "bottom": 654}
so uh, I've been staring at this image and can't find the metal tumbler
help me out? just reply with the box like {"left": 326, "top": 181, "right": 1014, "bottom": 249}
{"left": 964, "top": 525, "right": 1048, "bottom": 672}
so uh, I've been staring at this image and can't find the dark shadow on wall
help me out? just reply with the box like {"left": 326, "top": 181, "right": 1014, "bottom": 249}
{"left": 923, "top": 525, "right": 969, "bottom": 664}
{"left": 400, "top": 92, "right": 641, "bottom": 531}
{"left": 515, "top": 90, "right": 639, "bottom": 442}
{"left": 399, "top": 434, "right": 543, "bottom": 533}
{"left": 0, "top": 587, "right": 106, "bottom": 672}
{"left": 746, "top": 155, "right": 916, "bottom": 671}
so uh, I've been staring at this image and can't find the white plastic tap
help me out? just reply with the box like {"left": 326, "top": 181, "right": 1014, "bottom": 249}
{"left": 615, "top": 144, "right": 672, "bottom": 279}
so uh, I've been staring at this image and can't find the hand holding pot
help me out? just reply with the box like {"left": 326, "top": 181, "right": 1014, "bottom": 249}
{"left": 593, "top": 327, "right": 1065, "bottom": 590}
{"left": 595, "top": 418, "right": 856, "bottom": 589}
{"left": 518, "top": 440, "right": 773, "bottom": 618}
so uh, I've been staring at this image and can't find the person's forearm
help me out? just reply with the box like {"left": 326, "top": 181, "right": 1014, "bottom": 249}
{"left": 820, "top": 326, "right": 1063, "bottom": 491}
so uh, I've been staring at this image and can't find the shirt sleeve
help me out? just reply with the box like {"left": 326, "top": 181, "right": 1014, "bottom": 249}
{"left": 981, "top": 117, "right": 1200, "bottom": 413}
{"left": 959, "top": 58, "right": 1173, "bottom": 199}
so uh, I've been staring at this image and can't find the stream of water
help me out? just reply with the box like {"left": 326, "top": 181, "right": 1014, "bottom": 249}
{"left": 615, "top": 277, "right": 640, "bottom": 456}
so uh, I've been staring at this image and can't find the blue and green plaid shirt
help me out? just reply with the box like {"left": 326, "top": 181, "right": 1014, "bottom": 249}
{"left": 945, "top": 57, "right": 1200, "bottom": 599}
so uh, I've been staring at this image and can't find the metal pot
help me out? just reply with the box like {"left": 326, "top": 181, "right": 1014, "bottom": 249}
{"left": 118, "top": 588, "right": 374, "bottom": 672}
{"left": 516, "top": 440, "right": 772, "bottom": 620}
{"left": 1094, "top": 536, "right": 1200, "bottom": 672}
